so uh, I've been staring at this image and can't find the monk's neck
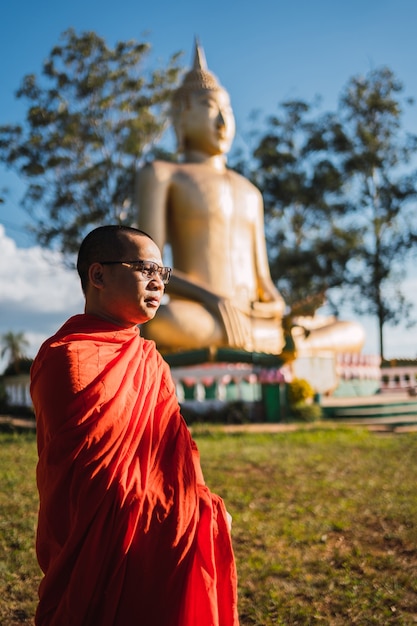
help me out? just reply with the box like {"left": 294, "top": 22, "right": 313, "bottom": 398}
{"left": 182, "top": 150, "right": 227, "bottom": 171}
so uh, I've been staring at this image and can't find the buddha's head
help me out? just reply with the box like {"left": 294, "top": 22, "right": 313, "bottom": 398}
{"left": 171, "top": 42, "right": 236, "bottom": 156}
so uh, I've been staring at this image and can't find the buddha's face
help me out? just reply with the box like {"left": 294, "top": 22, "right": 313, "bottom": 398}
{"left": 180, "top": 88, "right": 236, "bottom": 156}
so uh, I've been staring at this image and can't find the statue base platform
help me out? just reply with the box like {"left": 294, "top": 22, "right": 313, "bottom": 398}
{"left": 162, "top": 347, "right": 285, "bottom": 368}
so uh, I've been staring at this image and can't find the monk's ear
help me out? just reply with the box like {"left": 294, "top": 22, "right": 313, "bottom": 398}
{"left": 88, "top": 262, "right": 105, "bottom": 289}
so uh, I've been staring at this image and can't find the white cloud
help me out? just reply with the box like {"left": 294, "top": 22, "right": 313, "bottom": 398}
{"left": 313, "top": 267, "right": 417, "bottom": 360}
{"left": 360, "top": 315, "right": 416, "bottom": 360}
{"left": 0, "top": 225, "right": 84, "bottom": 367}
{"left": 342, "top": 271, "right": 417, "bottom": 360}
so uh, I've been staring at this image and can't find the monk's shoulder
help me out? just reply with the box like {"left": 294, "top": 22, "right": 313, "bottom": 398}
{"left": 141, "top": 337, "right": 168, "bottom": 369}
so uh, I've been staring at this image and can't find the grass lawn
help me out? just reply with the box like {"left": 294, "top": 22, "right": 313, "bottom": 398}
{"left": 1, "top": 426, "right": 416, "bottom": 625}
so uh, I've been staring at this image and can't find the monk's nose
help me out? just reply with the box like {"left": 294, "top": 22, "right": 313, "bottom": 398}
{"left": 148, "top": 275, "right": 165, "bottom": 290}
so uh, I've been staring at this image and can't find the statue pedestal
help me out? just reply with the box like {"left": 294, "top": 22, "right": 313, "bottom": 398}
{"left": 162, "top": 347, "right": 285, "bottom": 368}
{"left": 164, "top": 348, "right": 291, "bottom": 423}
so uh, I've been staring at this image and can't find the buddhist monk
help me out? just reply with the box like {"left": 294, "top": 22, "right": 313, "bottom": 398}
{"left": 30, "top": 225, "right": 239, "bottom": 626}
{"left": 136, "top": 42, "right": 365, "bottom": 359}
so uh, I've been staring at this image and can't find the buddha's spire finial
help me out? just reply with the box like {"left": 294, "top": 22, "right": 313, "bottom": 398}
{"left": 192, "top": 37, "right": 208, "bottom": 72}
{"left": 175, "top": 38, "right": 222, "bottom": 95}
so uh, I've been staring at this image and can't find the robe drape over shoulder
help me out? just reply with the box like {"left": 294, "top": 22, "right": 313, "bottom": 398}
{"left": 30, "top": 314, "right": 239, "bottom": 626}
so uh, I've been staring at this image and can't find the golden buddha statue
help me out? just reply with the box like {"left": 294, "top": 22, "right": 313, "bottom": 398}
{"left": 135, "top": 42, "right": 365, "bottom": 361}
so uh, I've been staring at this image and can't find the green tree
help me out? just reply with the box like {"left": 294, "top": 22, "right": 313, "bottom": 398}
{"left": 250, "top": 68, "right": 417, "bottom": 358}
{"left": 335, "top": 66, "right": 417, "bottom": 359}
{"left": 0, "top": 29, "right": 182, "bottom": 255}
{"left": 1, "top": 331, "right": 30, "bottom": 374}
{"left": 250, "top": 99, "right": 362, "bottom": 316}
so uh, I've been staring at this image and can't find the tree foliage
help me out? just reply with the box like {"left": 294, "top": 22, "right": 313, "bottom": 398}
{"left": 251, "top": 99, "right": 362, "bottom": 316}
{"left": 0, "top": 29, "right": 183, "bottom": 255}
{"left": 0, "top": 331, "right": 30, "bottom": 374}
{"left": 250, "top": 67, "right": 417, "bottom": 358}
{"left": 335, "top": 67, "right": 417, "bottom": 357}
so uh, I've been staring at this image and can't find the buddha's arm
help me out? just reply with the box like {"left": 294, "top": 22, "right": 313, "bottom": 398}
{"left": 167, "top": 271, "right": 251, "bottom": 347}
{"left": 135, "top": 161, "right": 170, "bottom": 249}
{"left": 251, "top": 195, "right": 286, "bottom": 317}
{"left": 168, "top": 270, "right": 230, "bottom": 308}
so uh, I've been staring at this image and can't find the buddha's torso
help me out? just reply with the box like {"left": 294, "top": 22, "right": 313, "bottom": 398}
{"left": 167, "top": 162, "right": 261, "bottom": 302}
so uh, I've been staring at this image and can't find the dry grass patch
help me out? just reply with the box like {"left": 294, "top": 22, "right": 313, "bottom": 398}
{"left": 1, "top": 426, "right": 417, "bottom": 624}
{"left": 194, "top": 426, "right": 417, "bottom": 625}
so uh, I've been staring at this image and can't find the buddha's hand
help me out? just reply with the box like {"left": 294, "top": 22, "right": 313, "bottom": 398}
{"left": 250, "top": 299, "right": 285, "bottom": 318}
{"left": 216, "top": 297, "right": 252, "bottom": 348}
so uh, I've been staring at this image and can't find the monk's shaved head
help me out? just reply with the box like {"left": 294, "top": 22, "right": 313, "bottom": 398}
{"left": 77, "top": 225, "right": 153, "bottom": 293}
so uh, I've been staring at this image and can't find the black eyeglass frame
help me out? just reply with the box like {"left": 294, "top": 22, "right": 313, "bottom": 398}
{"left": 100, "top": 260, "right": 172, "bottom": 285}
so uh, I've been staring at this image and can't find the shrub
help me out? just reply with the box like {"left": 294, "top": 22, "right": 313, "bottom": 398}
{"left": 286, "top": 378, "right": 321, "bottom": 422}
{"left": 288, "top": 401, "right": 322, "bottom": 422}
{"left": 2, "top": 357, "right": 33, "bottom": 376}
{"left": 0, "top": 379, "right": 9, "bottom": 412}
{"left": 287, "top": 378, "right": 315, "bottom": 406}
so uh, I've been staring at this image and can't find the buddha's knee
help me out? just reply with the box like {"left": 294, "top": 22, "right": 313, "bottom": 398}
{"left": 142, "top": 301, "right": 224, "bottom": 349}
{"left": 295, "top": 319, "right": 365, "bottom": 353}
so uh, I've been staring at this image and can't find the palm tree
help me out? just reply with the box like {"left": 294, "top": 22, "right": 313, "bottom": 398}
{"left": 1, "top": 331, "right": 30, "bottom": 374}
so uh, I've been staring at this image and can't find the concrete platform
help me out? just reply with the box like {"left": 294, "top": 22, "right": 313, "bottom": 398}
{"left": 319, "top": 392, "right": 417, "bottom": 431}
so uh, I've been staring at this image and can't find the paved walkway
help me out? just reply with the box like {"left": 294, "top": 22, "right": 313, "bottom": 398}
{"left": 0, "top": 415, "right": 36, "bottom": 432}
{"left": 321, "top": 391, "right": 417, "bottom": 406}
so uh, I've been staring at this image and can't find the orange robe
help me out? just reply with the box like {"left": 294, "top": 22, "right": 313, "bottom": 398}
{"left": 30, "top": 314, "right": 239, "bottom": 626}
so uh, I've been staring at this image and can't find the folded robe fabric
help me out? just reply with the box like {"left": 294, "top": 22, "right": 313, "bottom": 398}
{"left": 30, "top": 314, "right": 239, "bottom": 626}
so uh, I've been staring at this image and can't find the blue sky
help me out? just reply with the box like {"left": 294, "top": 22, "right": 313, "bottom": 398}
{"left": 1, "top": 0, "right": 417, "bottom": 362}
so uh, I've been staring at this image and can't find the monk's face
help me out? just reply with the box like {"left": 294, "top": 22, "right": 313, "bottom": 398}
{"left": 182, "top": 88, "right": 235, "bottom": 156}
{"left": 91, "top": 234, "right": 166, "bottom": 327}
